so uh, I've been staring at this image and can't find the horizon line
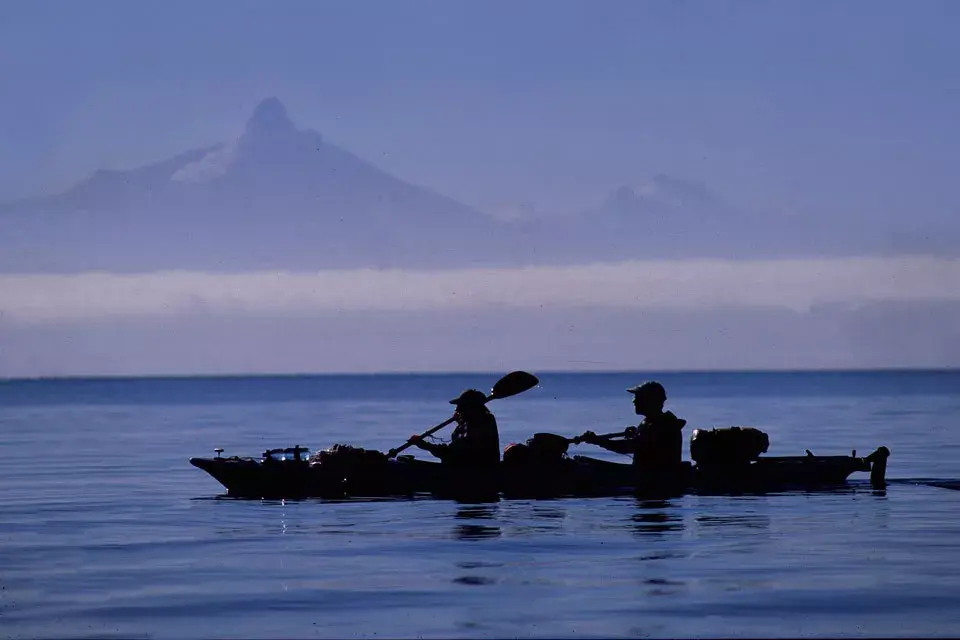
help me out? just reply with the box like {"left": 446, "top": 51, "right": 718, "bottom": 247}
{"left": 2, "top": 365, "right": 958, "bottom": 384}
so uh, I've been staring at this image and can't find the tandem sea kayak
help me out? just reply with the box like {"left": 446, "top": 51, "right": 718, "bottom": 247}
{"left": 188, "top": 370, "right": 893, "bottom": 500}
{"left": 189, "top": 435, "right": 891, "bottom": 500}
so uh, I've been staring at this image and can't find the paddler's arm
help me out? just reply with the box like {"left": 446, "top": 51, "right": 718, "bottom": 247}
{"left": 576, "top": 430, "right": 635, "bottom": 455}
{"left": 408, "top": 435, "right": 450, "bottom": 460}
{"left": 594, "top": 438, "right": 635, "bottom": 455}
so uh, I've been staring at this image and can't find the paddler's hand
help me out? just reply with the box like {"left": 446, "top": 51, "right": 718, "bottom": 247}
{"left": 408, "top": 434, "right": 426, "bottom": 449}
{"left": 577, "top": 430, "right": 598, "bottom": 444}
{"left": 623, "top": 426, "right": 638, "bottom": 438}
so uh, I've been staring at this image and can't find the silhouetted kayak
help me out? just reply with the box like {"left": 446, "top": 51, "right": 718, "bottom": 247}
{"left": 190, "top": 370, "right": 897, "bottom": 500}
{"left": 189, "top": 440, "right": 892, "bottom": 500}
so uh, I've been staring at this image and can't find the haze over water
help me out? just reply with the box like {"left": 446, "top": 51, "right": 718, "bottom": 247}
{"left": 3, "top": 370, "right": 959, "bottom": 639}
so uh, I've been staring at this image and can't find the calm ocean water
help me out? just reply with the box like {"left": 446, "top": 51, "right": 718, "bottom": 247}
{"left": 2, "top": 370, "right": 960, "bottom": 639}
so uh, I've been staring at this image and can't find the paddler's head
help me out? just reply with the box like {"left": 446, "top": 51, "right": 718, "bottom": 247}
{"left": 449, "top": 389, "right": 488, "bottom": 418}
{"left": 627, "top": 381, "right": 667, "bottom": 417}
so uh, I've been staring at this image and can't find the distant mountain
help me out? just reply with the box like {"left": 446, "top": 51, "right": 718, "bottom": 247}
{"left": 493, "top": 176, "right": 781, "bottom": 261}
{"left": 500, "top": 174, "right": 960, "bottom": 262}
{"left": 2, "top": 98, "right": 955, "bottom": 273}
{"left": 588, "top": 175, "right": 734, "bottom": 219}
{"left": 0, "top": 98, "right": 508, "bottom": 272}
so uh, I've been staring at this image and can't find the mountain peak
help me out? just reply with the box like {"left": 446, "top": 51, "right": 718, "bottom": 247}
{"left": 648, "top": 173, "right": 720, "bottom": 206}
{"left": 244, "top": 97, "right": 296, "bottom": 139}
{"left": 600, "top": 184, "right": 649, "bottom": 215}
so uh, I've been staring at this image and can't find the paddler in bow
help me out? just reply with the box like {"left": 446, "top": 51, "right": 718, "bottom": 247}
{"left": 408, "top": 389, "right": 501, "bottom": 468}
{"left": 575, "top": 381, "right": 687, "bottom": 471}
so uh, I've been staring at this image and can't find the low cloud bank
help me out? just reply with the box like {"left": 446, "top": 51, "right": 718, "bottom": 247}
{"left": 1, "top": 256, "right": 959, "bottom": 323}
{"left": 3, "top": 301, "right": 959, "bottom": 378}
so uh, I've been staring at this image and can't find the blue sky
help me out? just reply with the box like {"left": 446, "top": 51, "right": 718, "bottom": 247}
{"left": 3, "top": 0, "right": 958, "bottom": 219}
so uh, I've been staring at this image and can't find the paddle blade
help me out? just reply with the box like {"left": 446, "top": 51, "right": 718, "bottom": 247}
{"left": 489, "top": 371, "right": 539, "bottom": 400}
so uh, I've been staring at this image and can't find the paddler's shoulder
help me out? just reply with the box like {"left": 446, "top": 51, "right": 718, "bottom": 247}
{"left": 663, "top": 411, "right": 687, "bottom": 428}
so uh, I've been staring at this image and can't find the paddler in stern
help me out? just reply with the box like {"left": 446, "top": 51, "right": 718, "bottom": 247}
{"left": 576, "top": 381, "right": 686, "bottom": 471}
{"left": 408, "top": 389, "right": 501, "bottom": 468}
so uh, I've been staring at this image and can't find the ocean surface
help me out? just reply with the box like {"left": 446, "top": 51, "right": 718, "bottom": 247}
{"left": 2, "top": 370, "right": 960, "bottom": 639}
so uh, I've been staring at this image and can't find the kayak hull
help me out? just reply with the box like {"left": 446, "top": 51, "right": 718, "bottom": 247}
{"left": 189, "top": 447, "right": 890, "bottom": 500}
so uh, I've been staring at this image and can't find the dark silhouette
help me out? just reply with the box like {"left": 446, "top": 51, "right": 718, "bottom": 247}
{"left": 190, "top": 377, "right": 892, "bottom": 498}
{"left": 409, "top": 389, "right": 501, "bottom": 467}
{"left": 576, "top": 381, "right": 687, "bottom": 471}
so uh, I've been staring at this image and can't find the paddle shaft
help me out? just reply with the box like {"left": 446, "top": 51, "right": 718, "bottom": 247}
{"left": 388, "top": 413, "right": 461, "bottom": 458}
{"left": 570, "top": 427, "right": 633, "bottom": 444}
{"left": 596, "top": 428, "right": 633, "bottom": 440}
